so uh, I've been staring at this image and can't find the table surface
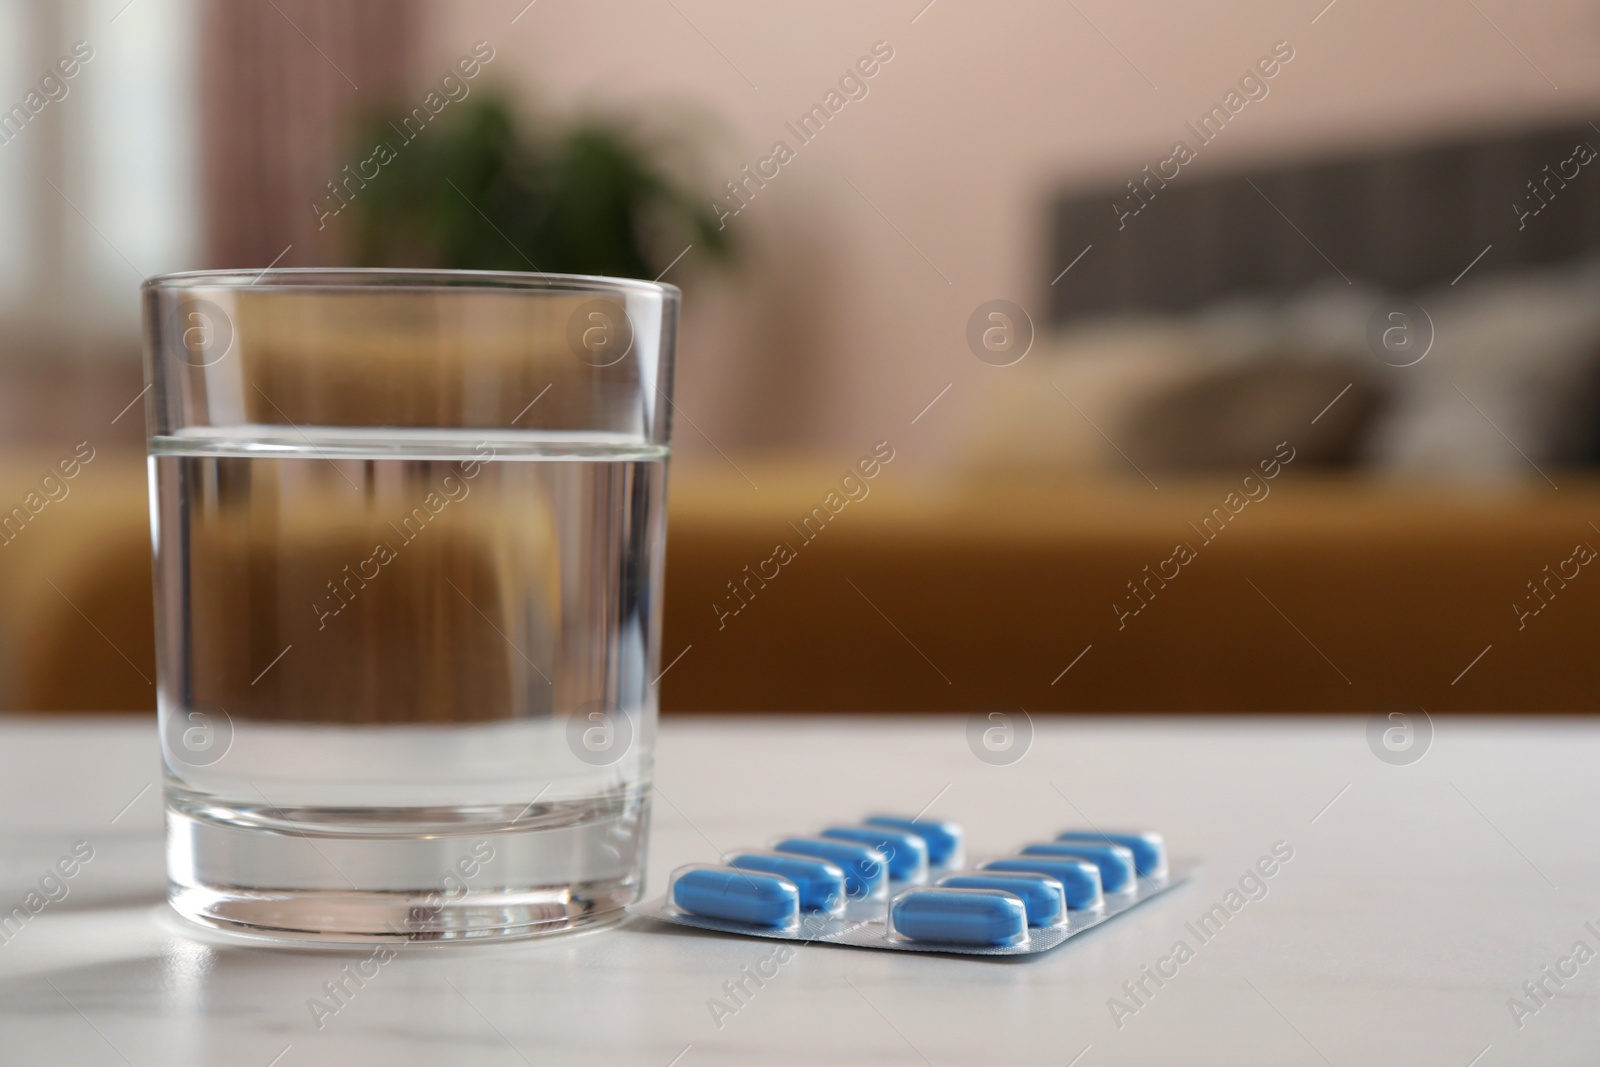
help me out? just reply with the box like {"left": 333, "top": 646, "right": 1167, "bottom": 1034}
{"left": 1, "top": 714, "right": 1595, "bottom": 1066}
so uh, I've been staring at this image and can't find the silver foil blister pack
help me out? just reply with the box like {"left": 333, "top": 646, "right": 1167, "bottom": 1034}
{"left": 633, "top": 815, "right": 1193, "bottom": 957}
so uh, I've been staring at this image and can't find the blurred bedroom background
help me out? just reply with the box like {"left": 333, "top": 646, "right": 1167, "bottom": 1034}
{"left": 5, "top": 0, "right": 1600, "bottom": 713}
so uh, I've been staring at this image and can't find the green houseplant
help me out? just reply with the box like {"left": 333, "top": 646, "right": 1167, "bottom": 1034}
{"left": 342, "top": 94, "right": 731, "bottom": 280}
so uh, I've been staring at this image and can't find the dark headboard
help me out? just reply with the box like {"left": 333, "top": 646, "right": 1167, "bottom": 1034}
{"left": 1046, "top": 117, "right": 1600, "bottom": 325}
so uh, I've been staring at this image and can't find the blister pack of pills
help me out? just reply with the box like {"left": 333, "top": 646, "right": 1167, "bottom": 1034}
{"left": 634, "top": 815, "right": 1193, "bottom": 956}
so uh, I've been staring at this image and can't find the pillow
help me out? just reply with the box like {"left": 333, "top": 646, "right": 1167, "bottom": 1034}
{"left": 1363, "top": 255, "right": 1600, "bottom": 480}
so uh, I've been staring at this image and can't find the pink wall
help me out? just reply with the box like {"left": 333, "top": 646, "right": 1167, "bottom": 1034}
{"left": 418, "top": 0, "right": 1600, "bottom": 469}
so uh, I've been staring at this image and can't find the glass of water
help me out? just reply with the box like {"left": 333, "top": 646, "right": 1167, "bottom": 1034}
{"left": 142, "top": 269, "right": 676, "bottom": 941}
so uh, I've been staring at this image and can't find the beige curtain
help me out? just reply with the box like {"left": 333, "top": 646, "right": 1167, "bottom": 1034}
{"left": 199, "top": 0, "right": 417, "bottom": 269}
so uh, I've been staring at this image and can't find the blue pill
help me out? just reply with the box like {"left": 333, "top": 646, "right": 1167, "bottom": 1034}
{"left": 983, "top": 857, "right": 1103, "bottom": 909}
{"left": 891, "top": 888, "right": 1027, "bottom": 947}
{"left": 865, "top": 815, "right": 963, "bottom": 865}
{"left": 938, "top": 873, "right": 1064, "bottom": 926}
{"left": 1056, "top": 830, "right": 1167, "bottom": 878}
{"left": 820, "top": 826, "right": 928, "bottom": 881}
{"left": 672, "top": 867, "right": 798, "bottom": 927}
{"left": 774, "top": 838, "right": 886, "bottom": 897}
{"left": 1020, "top": 842, "right": 1136, "bottom": 892}
{"left": 728, "top": 852, "right": 845, "bottom": 910}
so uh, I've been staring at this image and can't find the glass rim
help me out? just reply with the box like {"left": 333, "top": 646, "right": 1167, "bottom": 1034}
{"left": 142, "top": 267, "right": 681, "bottom": 299}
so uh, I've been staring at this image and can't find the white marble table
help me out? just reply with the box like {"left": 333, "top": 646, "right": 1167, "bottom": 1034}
{"left": 1, "top": 714, "right": 1595, "bottom": 1065}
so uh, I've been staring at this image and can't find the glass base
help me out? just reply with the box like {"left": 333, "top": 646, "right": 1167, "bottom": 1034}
{"left": 165, "top": 793, "right": 647, "bottom": 943}
{"left": 168, "top": 885, "right": 632, "bottom": 943}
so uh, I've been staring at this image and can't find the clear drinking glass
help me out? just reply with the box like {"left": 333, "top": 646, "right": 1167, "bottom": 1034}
{"left": 141, "top": 269, "right": 676, "bottom": 941}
